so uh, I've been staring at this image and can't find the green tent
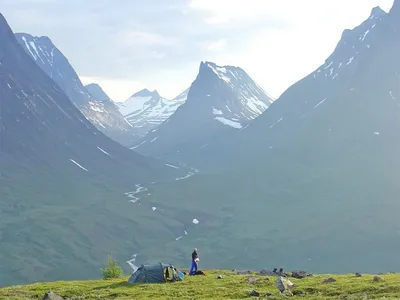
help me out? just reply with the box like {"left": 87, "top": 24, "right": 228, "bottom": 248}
{"left": 128, "top": 263, "right": 183, "bottom": 284}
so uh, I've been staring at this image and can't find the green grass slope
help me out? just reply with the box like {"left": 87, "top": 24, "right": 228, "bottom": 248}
{"left": 1, "top": 271, "right": 399, "bottom": 299}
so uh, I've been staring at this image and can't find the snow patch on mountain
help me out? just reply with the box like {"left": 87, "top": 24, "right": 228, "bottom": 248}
{"left": 312, "top": 10, "right": 385, "bottom": 82}
{"left": 215, "top": 117, "right": 243, "bottom": 129}
{"left": 130, "top": 140, "right": 147, "bottom": 150}
{"left": 97, "top": 146, "right": 110, "bottom": 156}
{"left": 208, "top": 64, "right": 233, "bottom": 85}
{"left": 116, "top": 88, "right": 188, "bottom": 136}
{"left": 314, "top": 98, "right": 328, "bottom": 108}
{"left": 213, "top": 107, "right": 223, "bottom": 115}
{"left": 166, "top": 163, "right": 180, "bottom": 169}
{"left": 15, "top": 33, "right": 136, "bottom": 145}
{"left": 117, "top": 95, "right": 153, "bottom": 116}
{"left": 69, "top": 159, "right": 88, "bottom": 171}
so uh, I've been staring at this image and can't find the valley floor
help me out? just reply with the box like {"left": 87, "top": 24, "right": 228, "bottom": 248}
{"left": 0, "top": 271, "right": 399, "bottom": 299}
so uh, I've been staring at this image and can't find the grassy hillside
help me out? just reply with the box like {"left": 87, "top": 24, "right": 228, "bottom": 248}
{"left": 2, "top": 164, "right": 400, "bottom": 286}
{"left": 0, "top": 167, "right": 194, "bottom": 286}
{"left": 143, "top": 167, "right": 400, "bottom": 274}
{"left": 1, "top": 271, "right": 399, "bottom": 299}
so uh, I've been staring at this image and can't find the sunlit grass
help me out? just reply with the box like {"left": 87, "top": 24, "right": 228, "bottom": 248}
{"left": 1, "top": 271, "right": 399, "bottom": 299}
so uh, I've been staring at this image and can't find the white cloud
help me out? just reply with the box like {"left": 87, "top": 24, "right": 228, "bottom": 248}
{"left": 150, "top": 50, "right": 166, "bottom": 59}
{"left": 204, "top": 39, "right": 227, "bottom": 52}
{"left": 117, "top": 30, "right": 176, "bottom": 48}
{"left": 189, "top": 0, "right": 394, "bottom": 97}
{"left": 3, "top": 0, "right": 395, "bottom": 102}
{"left": 189, "top": 0, "right": 393, "bottom": 26}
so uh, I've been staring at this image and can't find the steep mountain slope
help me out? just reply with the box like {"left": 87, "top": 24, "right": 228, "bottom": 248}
{"left": 193, "top": 5, "right": 399, "bottom": 169}
{"left": 116, "top": 88, "right": 188, "bottom": 137}
{"left": 133, "top": 62, "right": 274, "bottom": 160}
{"left": 14, "top": 33, "right": 136, "bottom": 146}
{"left": 0, "top": 14, "right": 187, "bottom": 286}
{"left": 85, "top": 83, "right": 112, "bottom": 102}
{"left": 136, "top": 1, "right": 400, "bottom": 274}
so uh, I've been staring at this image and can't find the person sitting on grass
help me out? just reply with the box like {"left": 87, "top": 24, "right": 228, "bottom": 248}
{"left": 190, "top": 248, "right": 199, "bottom": 275}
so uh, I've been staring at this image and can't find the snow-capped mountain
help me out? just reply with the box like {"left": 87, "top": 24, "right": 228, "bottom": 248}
{"left": 188, "top": 3, "right": 400, "bottom": 172}
{"left": 130, "top": 1, "right": 400, "bottom": 275}
{"left": 0, "top": 12, "right": 189, "bottom": 284}
{"left": 204, "top": 62, "right": 274, "bottom": 127}
{"left": 116, "top": 88, "right": 188, "bottom": 137}
{"left": 14, "top": 33, "right": 137, "bottom": 146}
{"left": 1, "top": 14, "right": 183, "bottom": 183}
{"left": 132, "top": 62, "right": 273, "bottom": 159}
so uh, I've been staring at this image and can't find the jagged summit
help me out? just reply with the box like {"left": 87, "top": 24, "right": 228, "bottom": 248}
{"left": 199, "top": 61, "right": 243, "bottom": 75}
{"left": 390, "top": 0, "right": 400, "bottom": 15}
{"left": 132, "top": 60, "right": 273, "bottom": 159}
{"left": 14, "top": 31, "right": 137, "bottom": 146}
{"left": 16, "top": 33, "right": 52, "bottom": 43}
{"left": 0, "top": 13, "right": 13, "bottom": 40}
{"left": 132, "top": 88, "right": 160, "bottom": 98}
{"left": 116, "top": 88, "right": 187, "bottom": 137}
{"left": 85, "top": 83, "right": 111, "bottom": 102}
{"left": 370, "top": 6, "right": 387, "bottom": 18}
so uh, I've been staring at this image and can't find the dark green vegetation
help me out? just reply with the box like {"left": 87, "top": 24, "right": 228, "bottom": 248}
{"left": 1, "top": 271, "right": 399, "bottom": 299}
{"left": 0, "top": 11, "right": 185, "bottom": 286}
{"left": 0, "top": 167, "right": 192, "bottom": 286}
{"left": 143, "top": 167, "right": 400, "bottom": 274}
{"left": 2, "top": 1, "right": 400, "bottom": 288}
{"left": 101, "top": 255, "right": 123, "bottom": 280}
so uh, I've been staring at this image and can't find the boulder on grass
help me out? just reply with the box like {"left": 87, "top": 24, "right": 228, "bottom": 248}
{"left": 265, "top": 292, "right": 273, "bottom": 297}
{"left": 236, "top": 270, "right": 252, "bottom": 275}
{"left": 276, "top": 276, "right": 296, "bottom": 295}
{"left": 42, "top": 291, "right": 63, "bottom": 300}
{"left": 373, "top": 276, "right": 384, "bottom": 282}
{"left": 260, "top": 269, "right": 277, "bottom": 276}
{"left": 247, "top": 276, "right": 259, "bottom": 284}
{"left": 250, "top": 290, "right": 260, "bottom": 297}
{"left": 292, "top": 270, "right": 312, "bottom": 279}
{"left": 322, "top": 277, "right": 336, "bottom": 283}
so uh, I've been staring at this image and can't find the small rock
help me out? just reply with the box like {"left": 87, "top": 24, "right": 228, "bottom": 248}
{"left": 250, "top": 290, "right": 260, "bottom": 297}
{"left": 276, "top": 276, "right": 295, "bottom": 296}
{"left": 276, "top": 268, "right": 287, "bottom": 277}
{"left": 260, "top": 269, "right": 277, "bottom": 276}
{"left": 322, "top": 277, "right": 336, "bottom": 283}
{"left": 247, "top": 276, "right": 259, "bottom": 284}
{"left": 236, "top": 270, "right": 251, "bottom": 275}
{"left": 217, "top": 275, "right": 223, "bottom": 279}
{"left": 42, "top": 291, "right": 63, "bottom": 300}
{"left": 373, "top": 275, "right": 384, "bottom": 282}
{"left": 292, "top": 270, "right": 312, "bottom": 279}
{"left": 265, "top": 292, "right": 273, "bottom": 297}
{"left": 355, "top": 273, "right": 362, "bottom": 277}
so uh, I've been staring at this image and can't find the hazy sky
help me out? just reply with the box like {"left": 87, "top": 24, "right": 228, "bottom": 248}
{"left": 1, "top": 0, "right": 395, "bottom": 100}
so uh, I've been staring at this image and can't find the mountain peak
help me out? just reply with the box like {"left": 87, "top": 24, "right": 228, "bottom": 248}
{"left": 15, "top": 32, "right": 53, "bottom": 44}
{"left": 85, "top": 83, "right": 101, "bottom": 89}
{"left": 85, "top": 83, "right": 111, "bottom": 101}
{"left": 200, "top": 61, "right": 239, "bottom": 72}
{"left": 198, "top": 61, "right": 244, "bottom": 85}
{"left": 370, "top": 6, "right": 387, "bottom": 18}
{"left": 390, "top": 0, "right": 400, "bottom": 15}
{"left": 0, "top": 12, "right": 7, "bottom": 27}
{"left": 0, "top": 13, "right": 13, "bottom": 43}
{"left": 132, "top": 89, "right": 160, "bottom": 98}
